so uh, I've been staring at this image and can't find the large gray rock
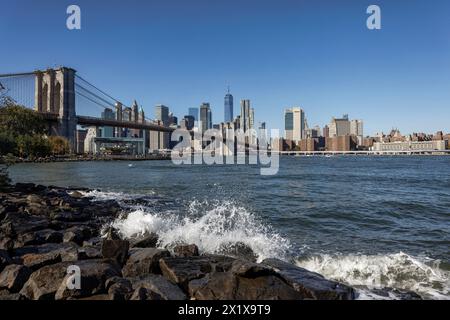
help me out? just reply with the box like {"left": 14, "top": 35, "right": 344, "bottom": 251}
{"left": 122, "top": 248, "right": 170, "bottom": 278}
{"left": 173, "top": 244, "right": 199, "bottom": 257}
{"left": 3, "top": 212, "right": 50, "bottom": 234}
{"left": 16, "top": 229, "right": 63, "bottom": 247}
{"left": 130, "top": 233, "right": 159, "bottom": 248}
{"left": 0, "top": 250, "right": 12, "bottom": 273}
{"left": 218, "top": 242, "right": 258, "bottom": 262}
{"left": 101, "top": 239, "right": 129, "bottom": 266}
{"left": 78, "top": 245, "right": 102, "bottom": 260}
{"left": 52, "top": 210, "right": 91, "bottom": 223}
{"left": 188, "top": 271, "right": 304, "bottom": 300}
{"left": 129, "top": 275, "right": 187, "bottom": 300}
{"left": 63, "top": 226, "right": 92, "bottom": 246}
{"left": 17, "top": 243, "right": 79, "bottom": 269}
{"left": 129, "top": 287, "right": 163, "bottom": 300}
{"left": 105, "top": 277, "right": 133, "bottom": 300}
{"left": 262, "top": 258, "right": 355, "bottom": 300}
{"left": 159, "top": 255, "right": 235, "bottom": 290}
{"left": 0, "top": 264, "right": 31, "bottom": 292}
{"left": 13, "top": 242, "right": 79, "bottom": 261}
{"left": 55, "top": 259, "right": 121, "bottom": 300}
{"left": 22, "top": 251, "right": 62, "bottom": 271}
{"left": 0, "top": 289, "right": 23, "bottom": 300}
{"left": 20, "top": 262, "right": 73, "bottom": 300}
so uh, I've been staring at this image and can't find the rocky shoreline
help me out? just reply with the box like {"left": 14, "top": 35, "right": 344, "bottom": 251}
{"left": 0, "top": 182, "right": 356, "bottom": 300}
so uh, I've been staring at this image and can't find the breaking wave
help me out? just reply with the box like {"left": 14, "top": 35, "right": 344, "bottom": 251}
{"left": 110, "top": 199, "right": 292, "bottom": 262}
{"left": 295, "top": 252, "right": 450, "bottom": 300}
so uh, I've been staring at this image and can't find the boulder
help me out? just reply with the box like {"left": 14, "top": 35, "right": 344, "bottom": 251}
{"left": 0, "top": 290, "right": 23, "bottom": 300}
{"left": 3, "top": 212, "right": 50, "bottom": 234}
{"left": 0, "top": 264, "right": 31, "bottom": 292}
{"left": 16, "top": 229, "right": 63, "bottom": 247}
{"left": 173, "top": 244, "right": 199, "bottom": 257}
{"left": 129, "top": 275, "right": 186, "bottom": 300}
{"left": 0, "top": 250, "right": 12, "bottom": 273}
{"left": 22, "top": 251, "right": 62, "bottom": 271}
{"left": 78, "top": 246, "right": 102, "bottom": 260}
{"left": 14, "top": 243, "right": 79, "bottom": 263}
{"left": 20, "top": 262, "right": 74, "bottom": 300}
{"left": 131, "top": 232, "right": 159, "bottom": 248}
{"left": 53, "top": 211, "right": 90, "bottom": 223}
{"left": 262, "top": 258, "right": 355, "bottom": 300}
{"left": 55, "top": 259, "right": 121, "bottom": 300}
{"left": 0, "top": 237, "right": 14, "bottom": 251}
{"left": 230, "top": 259, "right": 276, "bottom": 278}
{"left": 105, "top": 277, "right": 133, "bottom": 300}
{"left": 218, "top": 242, "right": 258, "bottom": 262}
{"left": 159, "top": 255, "right": 235, "bottom": 290}
{"left": 83, "top": 237, "right": 102, "bottom": 247}
{"left": 122, "top": 248, "right": 170, "bottom": 278}
{"left": 26, "top": 194, "right": 45, "bottom": 205}
{"left": 188, "top": 271, "right": 304, "bottom": 300}
{"left": 63, "top": 226, "right": 92, "bottom": 246}
{"left": 129, "top": 287, "right": 163, "bottom": 300}
{"left": 0, "top": 221, "right": 16, "bottom": 238}
{"left": 101, "top": 239, "right": 129, "bottom": 266}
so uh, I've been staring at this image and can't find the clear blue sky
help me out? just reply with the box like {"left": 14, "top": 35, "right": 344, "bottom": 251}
{"left": 1, "top": 0, "right": 449, "bottom": 135}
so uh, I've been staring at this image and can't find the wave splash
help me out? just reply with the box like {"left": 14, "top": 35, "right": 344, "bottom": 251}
{"left": 111, "top": 199, "right": 291, "bottom": 262}
{"left": 81, "top": 190, "right": 154, "bottom": 202}
{"left": 295, "top": 252, "right": 450, "bottom": 300}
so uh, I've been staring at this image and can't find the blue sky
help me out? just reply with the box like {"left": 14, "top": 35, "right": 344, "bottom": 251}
{"left": 1, "top": 0, "right": 450, "bottom": 135}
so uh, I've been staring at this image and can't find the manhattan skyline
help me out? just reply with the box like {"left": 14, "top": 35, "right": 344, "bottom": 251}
{"left": 1, "top": 0, "right": 450, "bottom": 136}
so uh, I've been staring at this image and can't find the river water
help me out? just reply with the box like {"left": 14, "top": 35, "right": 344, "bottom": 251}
{"left": 9, "top": 156, "right": 450, "bottom": 299}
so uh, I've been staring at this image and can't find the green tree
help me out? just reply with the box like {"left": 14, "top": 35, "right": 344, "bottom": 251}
{"left": 0, "top": 103, "right": 47, "bottom": 138}
{"left": 16, "top": 135, "right": 51, "bottom": 158}
{"left": 48, "top": 136, "right": 70, "bottom": 155}
{"left": 0, "top": 131, "right": 16, "bottom": 155}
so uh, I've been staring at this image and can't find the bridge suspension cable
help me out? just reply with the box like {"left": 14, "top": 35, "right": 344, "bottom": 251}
{"left": 0, "top": 73, "right": 35, "bottom": 108}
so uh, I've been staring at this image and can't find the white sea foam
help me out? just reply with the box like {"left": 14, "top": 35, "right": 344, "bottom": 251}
{"left": 81, "top": 190, "right": 154, "bottom": 202}
{"left": 111, "top": 200, "right": 291, "bottom": 262}
{"left": 295, "top": 252, "right": 450, "bottom": 300}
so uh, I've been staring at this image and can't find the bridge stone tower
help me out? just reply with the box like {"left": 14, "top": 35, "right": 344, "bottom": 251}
{"left": 35, "top": 67, "right": 77, "bottom": 149}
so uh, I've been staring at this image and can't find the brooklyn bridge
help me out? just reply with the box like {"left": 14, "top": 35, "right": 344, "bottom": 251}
{"left": 0, "top": 67, "right": 175, "bottom": 155}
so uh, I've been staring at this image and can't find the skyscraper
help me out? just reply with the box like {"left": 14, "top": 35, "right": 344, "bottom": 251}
{"left": 155, "top": 105, "right": 169, "bottom": 126}
{"left": 240, "top": 100, "right": 251, "bottom": 132}
{"left": 329, "top": 115, "right": 351, "bottom": 137}
{"left": 224, "top": 87, "right": 233, "bottom": 123}
{"left": 188, "top": 107, "right": 199, "bottom": 122}
{"left": 284, "top": 107, "right": 305, "bottom": 142}
{"left": 101, "top": 108, "right": 115, "bottom": 138}
{"left": 350, "top": 119, "right": 364, "bottom": 145}
{"left": 284, "top": 109, "right": 294, "bottom": 141}
{"left": 200, "top": 103, "right": 211, "bottom": 133}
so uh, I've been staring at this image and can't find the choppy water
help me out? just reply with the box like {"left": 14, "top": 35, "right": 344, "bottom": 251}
{"left": 9, "top": 156, "right": 450, "bottom": 299}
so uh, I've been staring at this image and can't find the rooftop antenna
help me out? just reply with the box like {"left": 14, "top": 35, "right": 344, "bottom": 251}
{"left": 227, "top": 85, "right": 230, "bottom": 94}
